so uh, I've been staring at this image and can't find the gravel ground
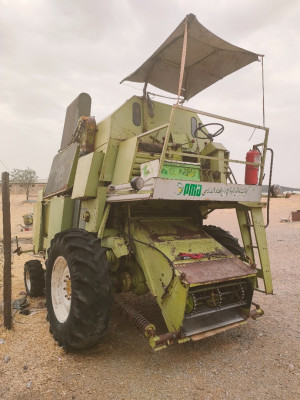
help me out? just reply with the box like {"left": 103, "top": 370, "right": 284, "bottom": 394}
{"left": 0, "top": 195, "right": 299, "bottom": 400}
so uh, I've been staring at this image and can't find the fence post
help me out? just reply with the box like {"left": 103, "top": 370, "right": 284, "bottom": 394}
{"left": 2, "top": 172, "right": 12, "bottom": 329}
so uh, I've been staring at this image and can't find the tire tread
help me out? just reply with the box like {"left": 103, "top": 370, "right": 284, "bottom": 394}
{"left": 46, "top": 229, "right": 112, "bottom": 351}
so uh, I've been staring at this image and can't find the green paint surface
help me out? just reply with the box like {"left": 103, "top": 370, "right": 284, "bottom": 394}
{"left": 72, "top": 151, "right": 104, "bottom": 199}
{"left": 33, "top": 190, "right": 44, "bottom": 253}
{"left": 161, "top": 163, "right": 201, "bottom": 181}
{"left": 46, "top": 196, "right": 74, "bottom": 252}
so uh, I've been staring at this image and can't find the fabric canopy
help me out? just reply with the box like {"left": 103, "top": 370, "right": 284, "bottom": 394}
{"left": 121, "top": 14, "right": 260, "bottom": 101}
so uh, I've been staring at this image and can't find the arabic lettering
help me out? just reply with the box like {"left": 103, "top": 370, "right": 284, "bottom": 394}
{"left": 201, "top": 186, "right": 248, "bottom": 197}
{"left": 176, "top": 182, "right": 249, "bottom": 198}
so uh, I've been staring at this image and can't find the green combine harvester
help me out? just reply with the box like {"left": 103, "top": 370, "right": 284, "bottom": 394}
{"left": 25, "top": 14, "right": 273, "bottom": 351}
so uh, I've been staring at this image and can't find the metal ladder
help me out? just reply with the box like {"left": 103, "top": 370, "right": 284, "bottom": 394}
{"left": 237, "top": 205, "right": 273, "bottom": 294}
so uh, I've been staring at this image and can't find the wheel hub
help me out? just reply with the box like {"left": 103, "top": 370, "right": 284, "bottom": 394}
{"left": 51, "top": 256, "right": 71, "bottom": 323}
{"left": 25, "top": 271, "right": 31, "bottom": 291}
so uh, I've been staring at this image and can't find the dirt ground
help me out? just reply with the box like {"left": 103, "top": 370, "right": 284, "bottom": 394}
{"left": 0, "top": 194, "right": 299, "bottom": 400}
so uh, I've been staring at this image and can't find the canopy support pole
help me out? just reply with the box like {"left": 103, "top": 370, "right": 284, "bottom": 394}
{"left": 261, "top": 56, "right": 266, "bottom": 126}
{"left": 177, "top": 16, "right": 188, "bottom": 104}
{"left": 143, "top": 82, "right": 148, "bottom": 99}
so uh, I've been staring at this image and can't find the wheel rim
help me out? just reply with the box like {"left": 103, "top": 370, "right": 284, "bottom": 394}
{"left": 25, "top": 271, "right": 31, "bottom": 292}
{"left": 51, "top": 256, "right": 72, "bottom": 323}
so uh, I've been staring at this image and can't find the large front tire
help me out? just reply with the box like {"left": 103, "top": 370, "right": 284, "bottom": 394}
{"left": 45, "top": 229, "right": 112, "bottom": 350}
{"left": 202, "top": 225, "right": 245, "bottom": 257}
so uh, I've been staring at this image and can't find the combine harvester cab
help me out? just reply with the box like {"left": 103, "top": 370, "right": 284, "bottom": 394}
{"left": 31, "top": 14, "right": 273, "bottom": 351}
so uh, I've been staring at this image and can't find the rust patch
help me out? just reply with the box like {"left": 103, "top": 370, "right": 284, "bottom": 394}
{"left": 173, "top": 223, "right": 204, "bottom": 240}
{"left": 135, "top": 220, "right": 164, "bottom": 242}
{"left": 170, "top": 246, "right": 177, "bottom": 256}
{"left": 176, "top": 257, "right": 256, "bottom": 284}
{"left": 154, "top": 331, "right": 181, "bottom": 347}
{"left": 133, "top": 219, "right": 212, "bottom": 244}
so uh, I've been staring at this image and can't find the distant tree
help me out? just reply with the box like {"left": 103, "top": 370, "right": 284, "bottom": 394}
{"left": 10, "top": 167, "right": 38, "bottom": 202}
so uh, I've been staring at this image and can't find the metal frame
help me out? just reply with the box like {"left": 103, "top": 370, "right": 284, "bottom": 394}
{"left": 128, "top": 104, "right": 269, "bottom": 186}
{"left": 160, "top": 104, "right": 269, "bottom": 185}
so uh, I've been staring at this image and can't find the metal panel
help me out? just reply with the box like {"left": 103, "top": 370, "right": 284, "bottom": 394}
{"left": 106, "top": 178, "right": 262, "bottom": 203}
{"left": 44, "top": 143, "right": 79, "bottom": 198}
{"left": 33, "top": 190, "right": 44, "bottom": 253}
{"left": 112, "top": 136, "right": 138, "bottom": 185}
{"left": 183, "top": 309, "right": 245, "bottom": 336}
{"left": 72, "top": 151, "right": 104, "bottom": 199}
{"left": 106, "top": 179, "right": 154, "bottom": 202}
{"left": 46, "top": 196, "right": 74, "bottom": 251}
{"left": 80, "top": 186, "right": 107, "bottom": 232}
{"left": 153, "top": 179, "right": 262, "bottom": 202}
{"left": 97, "top": 97, "right": 143, "bottom": 183}
{"left": 72, "top": 199, "right": 81, "bottom": 228}
{"left": 176, "top": 257, "right": 256, "bottom": 284}
{"left": 60, "top": 93, "right": 91, "bottom": 151}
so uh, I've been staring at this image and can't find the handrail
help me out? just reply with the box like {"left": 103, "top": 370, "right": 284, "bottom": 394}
{"left": 265, "top": 148, "right": 274, "bottom": 228}
{"left": 134, "top": 104, "right": 269, "bottom": 186}
{"left": 164, "top": 150, "right": 262, "bottom": 167}
{"left": 137, "top": 123, "right": 169, "bottom": 139}
{"left": 174, "top": 104, "right": 268, "bottom": 131}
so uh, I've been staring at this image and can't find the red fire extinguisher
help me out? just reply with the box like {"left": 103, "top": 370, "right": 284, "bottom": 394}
{"left": 245, "top": 146, "right": 261, "bottom": 185}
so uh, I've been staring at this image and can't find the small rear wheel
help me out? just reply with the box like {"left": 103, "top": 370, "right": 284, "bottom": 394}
{"left": 46, "top": 229, "right": 112, "bottom": 350}
{"left": 24, "top": 260, "right": 45, "bottom": 297}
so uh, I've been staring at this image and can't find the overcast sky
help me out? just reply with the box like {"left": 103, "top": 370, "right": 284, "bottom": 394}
{"left": 1, "top": 0, "right": 300, "bottom": 187}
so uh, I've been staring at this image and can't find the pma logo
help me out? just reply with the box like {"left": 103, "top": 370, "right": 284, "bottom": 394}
{"left": 177, "top": 182, "right": 202, "bottom": 197}
{"left": 177, "top": 182, "right": 184, "bottom": 195}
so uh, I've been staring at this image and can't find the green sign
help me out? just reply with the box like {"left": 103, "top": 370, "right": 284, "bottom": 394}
{"left": 161, "top": 164, "right": 200, "bottom": 181}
